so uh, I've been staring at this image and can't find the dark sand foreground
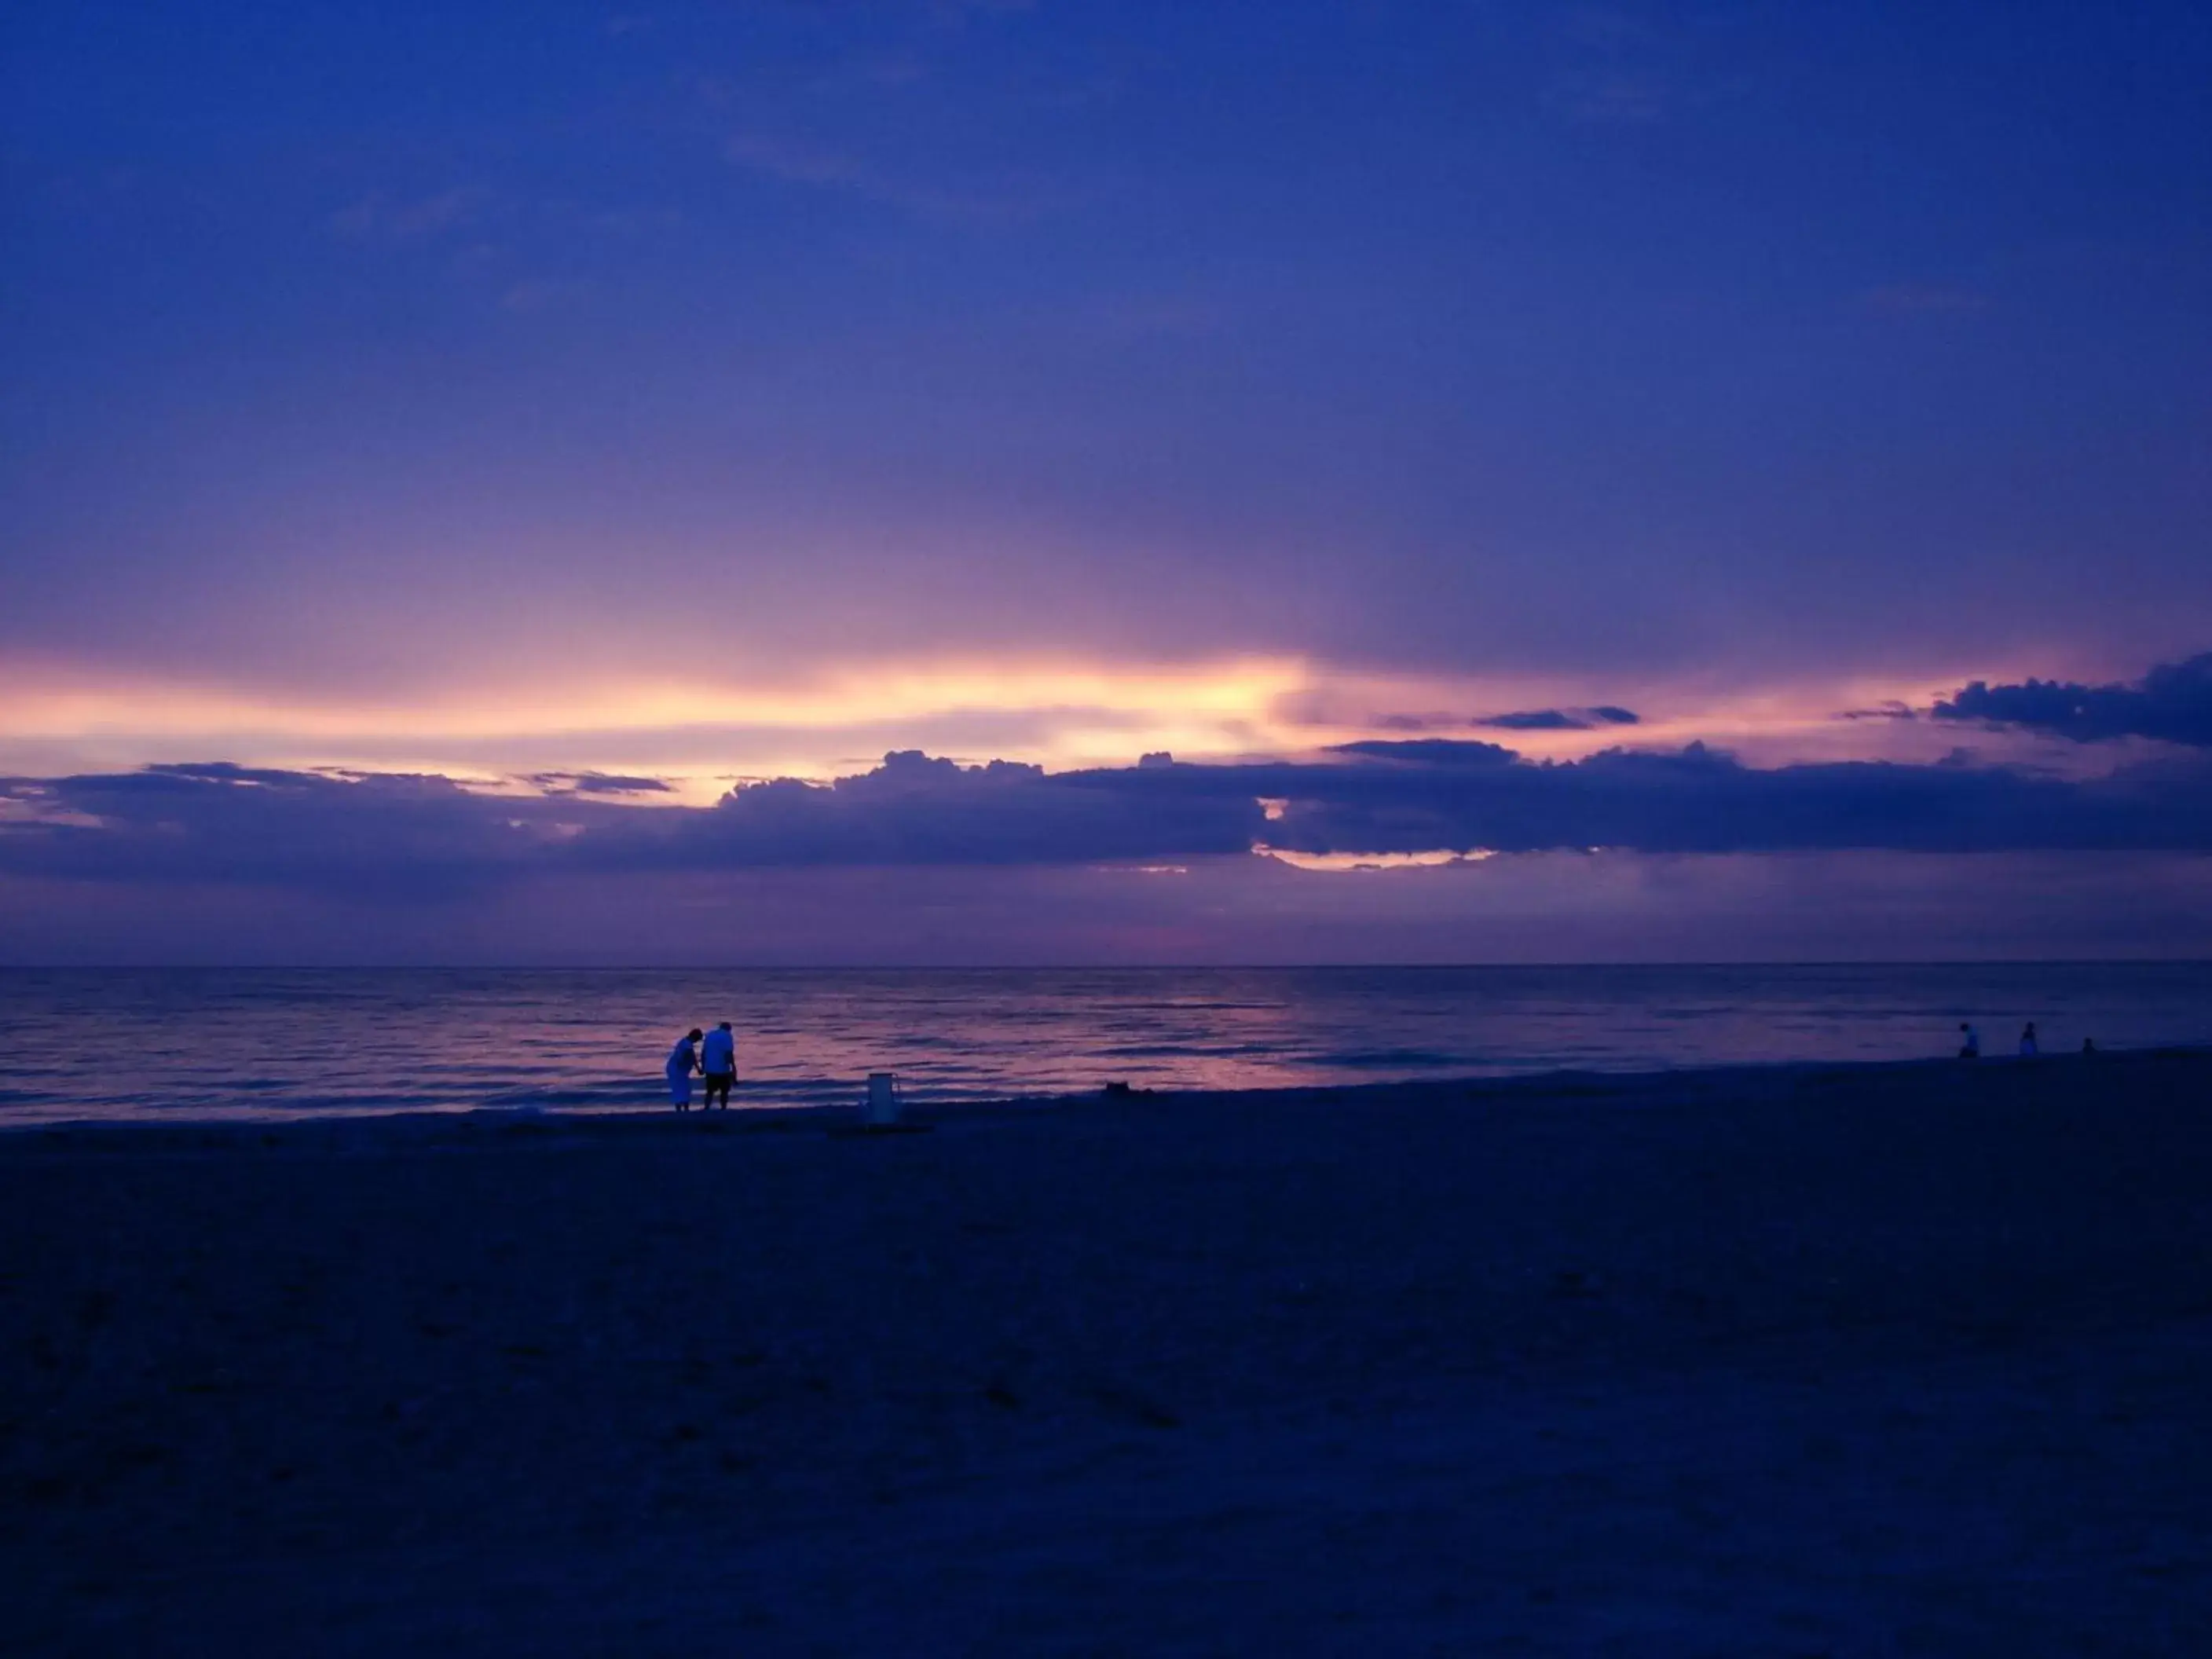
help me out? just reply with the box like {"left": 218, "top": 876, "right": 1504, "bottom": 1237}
{"left": 5, "top": 1053, "right": 2212, "bottom": 1655}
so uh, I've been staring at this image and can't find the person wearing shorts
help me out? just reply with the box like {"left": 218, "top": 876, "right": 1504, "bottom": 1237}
{"left": 700, "top": 1021, "right": 737, "bottom": 1109}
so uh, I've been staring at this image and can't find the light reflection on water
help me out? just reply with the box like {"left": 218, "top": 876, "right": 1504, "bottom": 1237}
{"left": 0, "top": 964, "right": 2206, "bottom": 1123}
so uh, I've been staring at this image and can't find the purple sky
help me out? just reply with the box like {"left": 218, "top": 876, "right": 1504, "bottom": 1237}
{"left": 4, "top": 2, "right": 2210, "bottom": 962}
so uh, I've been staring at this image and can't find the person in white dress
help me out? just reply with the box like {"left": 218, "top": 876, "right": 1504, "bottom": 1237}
{"left": 666, "top": 1028, "right": 702, "bottom": 1111}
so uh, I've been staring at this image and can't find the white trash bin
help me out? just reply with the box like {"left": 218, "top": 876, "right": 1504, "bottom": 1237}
{"left": 862, "top": 1071, "right": 902, "bottom": 1127}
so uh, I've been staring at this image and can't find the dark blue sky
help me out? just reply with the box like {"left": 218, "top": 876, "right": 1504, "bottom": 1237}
{"left": 3, "top": 2, "right": 2209, "bottom": 959}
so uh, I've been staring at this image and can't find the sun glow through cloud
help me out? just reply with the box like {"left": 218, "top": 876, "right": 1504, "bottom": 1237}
{"left": 0, "top": 650, "right": 2045, "bottom": 802}
{"left": 1256, "top": 846, "right": 1500, "bottom": 872}
{"left": 0, "top": 656, "right": 1306, "bottom": 797}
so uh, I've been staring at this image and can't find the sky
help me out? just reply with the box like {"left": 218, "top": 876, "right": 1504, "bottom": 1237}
{"left": 3, "top": 1, "right": 2210, "bottom": 962}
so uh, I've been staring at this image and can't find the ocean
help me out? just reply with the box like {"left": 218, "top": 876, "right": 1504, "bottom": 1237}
{"left": 2, "top": 962, "right": 2207, "bottom": 1125}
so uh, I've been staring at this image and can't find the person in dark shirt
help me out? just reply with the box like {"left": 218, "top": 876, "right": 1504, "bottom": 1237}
{"left": 700, "top": 1022, "right": 738, "bottom": 1109}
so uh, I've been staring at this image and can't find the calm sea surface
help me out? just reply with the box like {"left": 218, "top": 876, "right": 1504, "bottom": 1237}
{"left": 1, "top": 965, "right": 2206, "bottom": 1125}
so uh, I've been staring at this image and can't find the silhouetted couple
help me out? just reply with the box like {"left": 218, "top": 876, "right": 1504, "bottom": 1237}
{"left": 666, "top": 1023, "right": 738, "bottom": 1111}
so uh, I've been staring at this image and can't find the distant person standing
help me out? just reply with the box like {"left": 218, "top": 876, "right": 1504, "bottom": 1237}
{"left": 2019, "top": 1022, "right": 2039, "bottom": 1058}
{"left": 1957, "top": 1022, "right": 1980, "bottom": 1060}
{"left": 701, "top": 1021, "right": 738, "bottom": 1110}
{"left": 667, "top": 1027, "right": 702, "bottom": 1111}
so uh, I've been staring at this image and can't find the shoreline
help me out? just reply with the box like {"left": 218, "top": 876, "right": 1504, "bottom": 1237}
{"left": 7, "top": 1042, "right": 2203, "bottom": 1144}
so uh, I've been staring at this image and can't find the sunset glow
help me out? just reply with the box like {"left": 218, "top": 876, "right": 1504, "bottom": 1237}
{"left": 0, "top": 653, "right": 2009, "bottom": 801}
{"left": 4, "top": 0, "right": 2206, "bottom": 960}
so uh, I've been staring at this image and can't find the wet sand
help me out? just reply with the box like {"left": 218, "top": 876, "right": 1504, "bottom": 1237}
{"left": 5, "top": 1053, "right": 2210, "bottom": 1654}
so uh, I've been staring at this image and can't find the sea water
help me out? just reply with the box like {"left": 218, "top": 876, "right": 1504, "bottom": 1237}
{"left": 1, "top": 963, "right": 2206, "bottom": 1124}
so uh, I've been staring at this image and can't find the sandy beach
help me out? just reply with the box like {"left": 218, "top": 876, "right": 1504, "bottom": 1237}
{"left": 5, "top": 1051, "right": 2211, "bottom": 1655}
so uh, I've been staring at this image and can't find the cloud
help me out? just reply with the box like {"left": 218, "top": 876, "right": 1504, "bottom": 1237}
{"left": 1932, "top": 653, "right": 2212, "bottom": 748}
{"left": 1474, "top": 706, "right": 1641, "bottom": 732}
{"left": 526, "top": 771, "right": 674, "bottom": 797}
{"left": 1325, "top": 740, "right": 1519, "bottom": 768}
{"left": 590, "top": 749, "right": 1262, "bottom": 870}
{"left": 7, "top": 736, "right": 2212, "bottom": 900}
{"left": 1475, "top": 710, "right": 1584, "bottom": 732}
{"left": 1360, "top": 707, "right": 1642, "bottom": 734}
{"left": 1840, "top": 701, "right": 1917, "bottom": 722}
{"left": 0, "top": 764, "right": 591, "bottom": 896}
{"left": 1257, "top": 741, "right": 2212, "bottom": 857}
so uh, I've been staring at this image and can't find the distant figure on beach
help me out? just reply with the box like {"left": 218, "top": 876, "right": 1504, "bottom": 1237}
{"left": 1957, "top": 1022, "right": 1980, "bottom": 1060}
{"left": 2020, "top": 1022, "right": 2039, "bottom": 1058}
{"left": 2082, "top": 1037, "right": 2097, "bottom": 1055}
{"left": 667, "top": 1028, "right": 702, "bottom": 1111}
{"left": 701, "top": 1021, "right": 738, "bottom": 1110}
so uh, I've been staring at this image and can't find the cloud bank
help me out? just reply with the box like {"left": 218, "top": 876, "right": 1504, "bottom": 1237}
{"left": 7, "top": 739, "right": 2212, "bottom": 900}
{"left": 1934, "top": 653, "right": 2212, "bottom": 748}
